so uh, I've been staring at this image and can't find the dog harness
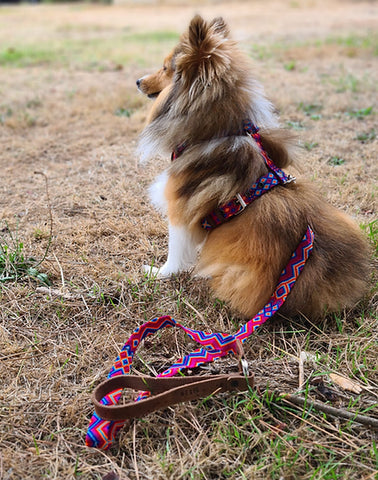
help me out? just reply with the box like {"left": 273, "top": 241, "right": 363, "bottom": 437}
{"left": 201, "top": 121, "right": 295, "bottom": 230}
{"left": 85, "top": 121, "right": 314, "bottom": 450}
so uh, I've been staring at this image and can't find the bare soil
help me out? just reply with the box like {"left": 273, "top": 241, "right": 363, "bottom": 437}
{"left": 0, "top": 1, "right": 377, "bottom": 479}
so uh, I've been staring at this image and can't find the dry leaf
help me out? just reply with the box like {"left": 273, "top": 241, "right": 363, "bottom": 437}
{"left": 329, "top": 373, "right": 363, "bottom": 394}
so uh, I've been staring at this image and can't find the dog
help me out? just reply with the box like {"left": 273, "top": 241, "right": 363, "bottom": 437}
{"left": 136, "top": 15, "right": 370, "bottom": 319}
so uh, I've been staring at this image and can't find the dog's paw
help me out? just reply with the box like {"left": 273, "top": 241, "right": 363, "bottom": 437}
{"left": 142, "top": 264, "right": 159, "bottom": 276}
{"left": 142, "top": 264, "right": 172, "bottom": 279}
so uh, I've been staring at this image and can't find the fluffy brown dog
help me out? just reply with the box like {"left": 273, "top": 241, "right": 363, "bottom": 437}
{"left": 137, "top": 15, "right": 370, "bottom": 319}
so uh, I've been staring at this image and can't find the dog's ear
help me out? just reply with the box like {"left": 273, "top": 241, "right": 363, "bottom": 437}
{"left": 176, "top": 15, "right": 232, "bottom": 93}
{"left": 209, "top": 17, "right": 230, "bottom": 38}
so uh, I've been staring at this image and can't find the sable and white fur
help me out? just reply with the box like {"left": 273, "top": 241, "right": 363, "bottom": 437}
{"left": 137, "top": 16, "right": 370, "bottom": 319}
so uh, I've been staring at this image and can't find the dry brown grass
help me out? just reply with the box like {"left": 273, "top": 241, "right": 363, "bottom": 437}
{"left": 0, "top": 1, "right": 377, "bottom": 479}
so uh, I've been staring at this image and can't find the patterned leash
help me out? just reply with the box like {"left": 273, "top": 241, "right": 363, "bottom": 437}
{"left": 85, "top": 225, "right": 314, "bottom": 450}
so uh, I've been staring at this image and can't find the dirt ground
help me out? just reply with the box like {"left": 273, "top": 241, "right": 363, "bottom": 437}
{"left": 0, "top": 1, "right": 377, "bottom": 479}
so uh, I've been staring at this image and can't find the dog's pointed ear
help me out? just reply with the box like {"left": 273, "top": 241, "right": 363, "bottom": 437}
{"left": 177, "top": 15, "right": 232, "bottom": 93}
{"left": 210, "top": 17, "right": 230, "bottom": 38}
{"left": 188, "top": 14, "right": 208, "bottom": 48}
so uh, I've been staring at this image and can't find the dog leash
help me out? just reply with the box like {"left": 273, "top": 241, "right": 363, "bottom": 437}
{"left": 85, "top": 225, "right": 314, "bottom": 450}
{"left": 92, "top": 374, "right": 253, "bottom": 422}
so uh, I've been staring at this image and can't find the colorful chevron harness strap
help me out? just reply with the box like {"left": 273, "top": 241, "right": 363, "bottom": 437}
{"left": 85, "top": 225, "right": 314, "bottom": 450}
{"left": 201, "top": 120, "right": 295, "bottom": 230}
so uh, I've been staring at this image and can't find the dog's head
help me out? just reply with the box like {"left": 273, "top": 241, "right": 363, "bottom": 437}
{"left": 141, "top": 16, "right": 253, "bottom": 132}
{"left": 136, "top": 16, "right": 232, "bottom": 103}
{"left": 138, "top": 15, "right": 278, "bottom": 161}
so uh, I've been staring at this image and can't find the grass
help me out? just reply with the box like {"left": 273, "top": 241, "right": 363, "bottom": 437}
{"left": 346, "top": 106, "right": 373, "bottom": 119}
{"left": 355, "top": 129, "right": 376, "bottom": 143}
{"left": 299, "top": 102, "right": 323, "bottom": 120}
{"left": 361, "top": 219, "right": 378, "bottom": 256}
{"left": 0, "top": 222, "right": 50, "bottom": 286}
{"left": 0, "top": 2, "right": 377, "bottom": 479}
{"left": 328, "top": 156, "right": 345, "bottom": 166}
{"left": 248, "top": 31, "right": 378, "bottom": 62}
{"left": 0, "top": 30, "right": 179, "bottom": 69}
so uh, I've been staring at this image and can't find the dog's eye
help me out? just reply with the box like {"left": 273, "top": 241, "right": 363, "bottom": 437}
{"left": 163, "top": 66, "right": 168, "bottom": 71}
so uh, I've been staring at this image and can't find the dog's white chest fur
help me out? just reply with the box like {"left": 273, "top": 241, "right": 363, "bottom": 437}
{"left": 144, "top": 170, "right": 199, "bottom": 277}
{"left": 148, "top": 170, "right": 169, "bottom": 216}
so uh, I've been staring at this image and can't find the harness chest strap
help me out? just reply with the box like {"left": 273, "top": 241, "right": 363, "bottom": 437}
{"left": 85, "top": 225, "right": 314, "bottom": 450}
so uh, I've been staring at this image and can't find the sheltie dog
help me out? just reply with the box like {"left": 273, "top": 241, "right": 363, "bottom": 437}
{"left": 136, "top": 15, "right": 370, "bottom": 319}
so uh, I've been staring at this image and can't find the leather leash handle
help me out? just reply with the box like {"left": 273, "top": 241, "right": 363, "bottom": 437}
{"left": 93, "top": 374, "right": 254, "bottom": 421}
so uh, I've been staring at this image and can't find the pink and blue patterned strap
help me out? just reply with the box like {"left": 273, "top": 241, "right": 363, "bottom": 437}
{"left": 201, "top": 121, "right": 293, "bottom": 230}
{"left": 85, "top": 225, "right": 314, "bottom": 450}
{"left": 242, "top": 120, "right": 290, "bottom": 184}
{"left": 201, "top": 172, "right": 280, "bottom": 230}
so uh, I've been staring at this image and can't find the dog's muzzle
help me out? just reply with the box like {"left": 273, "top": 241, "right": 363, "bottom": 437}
{"left": 136, "top": 78, "right": 160, "bottom": 99}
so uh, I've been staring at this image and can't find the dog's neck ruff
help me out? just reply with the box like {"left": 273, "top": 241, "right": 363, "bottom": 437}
{"left": 170, "top": 121, "right": 295, "bottom": 231}
{"left": 85, "top": 225, "right": 314, "bottom": 450}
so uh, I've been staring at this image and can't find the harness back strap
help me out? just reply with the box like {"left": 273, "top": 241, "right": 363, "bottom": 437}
{"left": 85, "top": 225, "right": 314, "bottom": 450}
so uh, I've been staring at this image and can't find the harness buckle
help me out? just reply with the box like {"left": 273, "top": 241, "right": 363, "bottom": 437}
{"left": 235, "top": 194, "right": 247, "bottom": 212}
{"left": 284, "top": 174, "right": 296, "bottom": 184}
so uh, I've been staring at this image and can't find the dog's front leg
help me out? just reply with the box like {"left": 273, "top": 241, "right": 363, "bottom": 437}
{"left": 144, "top": 224, "right": 198, "bottom": 278}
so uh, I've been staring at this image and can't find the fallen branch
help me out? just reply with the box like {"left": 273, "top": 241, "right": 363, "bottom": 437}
{"left": 278, "top": 392, "right": 378, "bottom": 430}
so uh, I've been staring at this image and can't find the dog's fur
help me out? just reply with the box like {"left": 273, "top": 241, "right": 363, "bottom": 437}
{"left": 137, "top": 15, "right": 370, "bottom": 319}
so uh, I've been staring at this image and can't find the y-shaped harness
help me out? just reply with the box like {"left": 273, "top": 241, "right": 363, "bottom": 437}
{"left": 86, "top": 122, "right": 314, "bottom": 450}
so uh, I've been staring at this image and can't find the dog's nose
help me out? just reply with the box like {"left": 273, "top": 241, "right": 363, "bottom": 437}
{"left": 136, "top": 79, "right": 141, "bottom": 88}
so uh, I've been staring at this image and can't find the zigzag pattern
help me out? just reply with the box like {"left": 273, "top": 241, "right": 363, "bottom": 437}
{"left": 242, "top": 120, "right": 289, "bottom": 184}
{"left": 201, "top": 173, "right": 281, "bottom": 230}
{"left": 201, "top": 121, "right": 292, "bottom": 231}
{"left": 86, "top": 226, "right": 314, "bottom": 449}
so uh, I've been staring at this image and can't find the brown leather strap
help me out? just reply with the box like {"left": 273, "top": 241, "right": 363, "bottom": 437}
{"left": 93, "top": 374, "right": 254, "bottom": 421}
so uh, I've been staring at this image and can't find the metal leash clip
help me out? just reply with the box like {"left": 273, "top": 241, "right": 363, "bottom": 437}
{"left": 233, "top": 339, "right": 249, "bottom": 376}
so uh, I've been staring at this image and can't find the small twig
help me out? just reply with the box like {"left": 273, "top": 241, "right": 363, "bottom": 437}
{"left": 298, "top": 351, "right": 305, "bottom": 390}
{"left": 362, "top": 470, "right": 378, "bottom": 480}
{"left": 33, "top": 171, "right": 53, "bottom": 268}
{"left": 278, "top": 392, "right": 378, "bottom": 430}
{"left": 53, "top": 252, "right": 65, "bottom": 290}
{"left": 180, "top": 296, "right": 206, "bottom": 324}
{"left": 36, "top": 286, "right": 80, "bottom": 300}
{"left": 132, "top": 421, "right": 140, "bottom": 480}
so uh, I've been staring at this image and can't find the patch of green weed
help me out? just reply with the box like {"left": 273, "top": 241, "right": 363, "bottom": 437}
{"left": 355, "top": 129, "right": 376, "bottom": 143}
{"left": 0, "top": 29, "right": 179, "bottom": 69}
{"left": 284, "top": 61, "right": 296, "bottom": 71}
{"left": 347, "top": 106, "right": 373, "bottom": 119}
{"left": 302, "top": 141, "right": 319, "bottom": 151}
{"left": 328, "top": 156, "right": 345, "bottom": 166}
{"left": 299, "top": 102, "right": 323, "bottom": 120}
{"left": 286, "top": 120, "right": 306, "bottom": 130}
{"left": 0, "top": 223, "right": 50, "bottom": 286}
{"left": 123, "top": 30, "right": 178, "bottom": 43}
{"left": 361, "top": 219, "right": 378, "bottom": 256}
{"left": 115, "top": 108, "right": 133, "bottom": 118}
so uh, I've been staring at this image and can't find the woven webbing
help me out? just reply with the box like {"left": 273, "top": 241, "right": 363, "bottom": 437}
{"left": 85, "top": 225, "right": 314, "bottom": 450}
